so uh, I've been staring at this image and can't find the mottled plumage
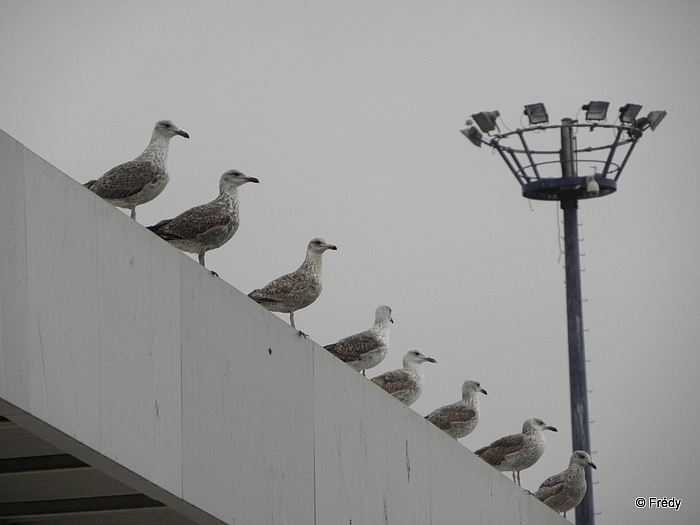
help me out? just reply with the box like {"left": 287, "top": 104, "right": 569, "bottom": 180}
{"left": 324, "top": 305, "right": 393, "bottom": 375}
{"left": 534, "top": 450, "right": 597, "bottom": 518}
{"left": 248, "top": 238, "right": 337, "bottom": 330}
{"left": 147, "top": 170, "right": 258, "bottom": 268}
{"left": 84, "top": 120, "right": 189, "bottom": 219}
{"left": 475, "top": 417, "right": 558, "bottom": 486}
{"left": 371, "top": 350, "right": 437, "bottom": 406}
{"left": 425, "top": 380, "right": 487, "bottom": 439}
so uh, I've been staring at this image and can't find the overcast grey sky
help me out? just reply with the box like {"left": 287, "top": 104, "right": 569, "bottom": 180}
{"left": 1, "top": 1, "right": 699, "bottom": 523}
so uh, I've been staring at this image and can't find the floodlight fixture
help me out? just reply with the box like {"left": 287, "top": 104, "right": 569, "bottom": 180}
{"left": 524, "top": 103, "right": 549, "bottom": 125}
{"left": 472, "top": 110, "right": 500, "bottom": 133}
{"left": 461, "top": 125, "right": 483, "bottom": 147}
{"left": 634, "top": 110, "right": 667, "bottom": 132}
{"left": 582, "top": 101, "right": 610, "bottom": 122}
{"left": 619, "top": 103, "right": 642, "bottom": 124}
{"left": 646, "top": 110, "right": 667, "bottom": 131}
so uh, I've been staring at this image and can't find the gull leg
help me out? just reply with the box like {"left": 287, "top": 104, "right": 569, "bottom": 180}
{"left": 198, "top": 252, "right": 218, "bottom": 275}
{"left": 512, "top": 472, "right": 517, "bottom": 484}
{"left": 289, "top": 311, "right": 308, "bottom": 337}
{"left": 516, "top": 471, "right": 522, "bottom": 486}
{"left": 130, "top": 207, "right": 137, "bottom": 219}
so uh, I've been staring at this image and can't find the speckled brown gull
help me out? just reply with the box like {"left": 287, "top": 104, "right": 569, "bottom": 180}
{"left": 370, "top": 350, "right": 437, "bottom": 406}
{"left": 474, "top": 417, "right": 558, "bottom": 486}
{"left": 248, "top": 238, "right": 337, "bottom": 330}
{"left": 147, "top": 170, "right": 258, "bottom": 268}
{"left": 84, "top": 120, "right": 189, "bottom": 219}
{"left": 324, "top": 305, "right": 393, "bottom": 375}
{"left": 534, "top": 450, "right": 597, "bottom": 518}
{"left": 425, "top": 380, "right": 487, "bottom": 440}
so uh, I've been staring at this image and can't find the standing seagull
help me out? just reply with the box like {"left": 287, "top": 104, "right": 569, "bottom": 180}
{"left": 371, "top": 350, "right": 437, "bottom": 406}
{"left": 425, "top": 379, "right": 487, "bottom": 440}
{"left": 324, "top": 305, "right": 393, "bottom": 375}
{"left": 84, "top": 120, "right": 189, "bottom": 219}
{"left": 474, "top": 417, "right": 558, "bottom": 486}
{"left": 534, "top": 450, "right": 597, "bottom": 518}
{"left": 248, "top": 238, "right": 337, "bottom": 330}
{"left": 147, "top": 170, "right": 259, "bottom": 268}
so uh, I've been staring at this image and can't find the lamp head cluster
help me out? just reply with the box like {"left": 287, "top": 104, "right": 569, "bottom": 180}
{"left": 460, "top": 100, "right": 666, "bottom": 201}
{"left": 463, "top": 101, "right": 666, "bottom": 139}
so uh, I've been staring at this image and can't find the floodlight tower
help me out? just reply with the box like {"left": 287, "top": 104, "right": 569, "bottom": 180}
{"left": 462, "top": 102, "right": 665, "bottom": 525}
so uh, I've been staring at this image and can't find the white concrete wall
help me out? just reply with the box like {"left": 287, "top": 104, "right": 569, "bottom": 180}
{"left": 0, "top": 128, "right": 565, "bottom": 524}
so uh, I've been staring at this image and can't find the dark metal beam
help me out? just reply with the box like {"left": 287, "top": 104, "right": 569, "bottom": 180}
{"left": 0, "top": 454, "right": 88, "bottom": 473}
{"left": 0, "top": 494, "right": 165, "bottom": 519}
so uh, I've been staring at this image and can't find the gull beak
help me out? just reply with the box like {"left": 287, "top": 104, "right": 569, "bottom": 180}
{"left": 588, "top": 461, "right": 597, "bottom": 469}
{"left": 327, "top": 244, "right": 338, "bottom": 250}
{"left": 480, "top": 388, "right": 488, "bottom": 395}
{"left": 177, "top": 129, "right": 190, "bottom": 139}
{"left": 390, "top": 317, "right": 394, "bottom": 324}
{"left": 247, "top": 176, "right": 260, "bottom": 184}
{"left": 425, "top": 356, "right": 437, "bottom": 364}
{"left": 546, "top": 425, "right": 558, "bottom": 432}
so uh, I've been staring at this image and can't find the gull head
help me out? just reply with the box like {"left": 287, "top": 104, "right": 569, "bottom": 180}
{"left": 404, "top": 349, "right": 437, "bottom": 366}
{"left": 462, "top": 379, "right": 487, "bottom": 397}
{"left": 524, "top": 417, "right": 558, "bottom": 433}
{"left": 571, "top": 450, "right": 597, "bottom": 469}
{"left": 308, "top": 238, "right": 337, "bottom": 254}
{"left": 154, "top": 119, "right": 190, "bottom": 139}
{"left": 220, "top": 169, "right": 260, "bottom": 190}
{"left": 375, "top": 305, "right": 393, "bottom": 325}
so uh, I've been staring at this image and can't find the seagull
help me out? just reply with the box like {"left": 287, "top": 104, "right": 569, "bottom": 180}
{"left": 474, "top": 417, "right": 558, "bottom": 486}
{"left": 424, "top": 380, "right": 487, "bottom": 439}
{"left": 324, "top": 305, "right": 393, "bottom": 375}
{"left": 534, "top": 450, "right": 597, "bottom": 518}
{"left": 370, "top": 350, "right": 437, "bottom": 406}
{"left": 248, "top": 238, "right": 337, "bottom": 330}
{"left": 147, "top": 170, "right": 259, "bottom": 268}
{"left": 84, "top": 120, "right": 189, "bottom": 219}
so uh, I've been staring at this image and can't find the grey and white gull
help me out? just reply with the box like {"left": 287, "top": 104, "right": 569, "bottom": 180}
{"left": 324, "top": 305, "right": 393, "bottom": 375}
{"left": 534, "top": 450, "right": 597, "bottom": 518}
{"left": 370, "top": 349, "right": 437, "bottom": 406}
{"left": 84, "top": 120, "right": 189, "bottom": 219}
{"left": 147, "top": 169, "right": 259, "bottom": 268}
{"left": 474, "top": 417, "right": 558, "bottom": 486}
{"left": 425, "top": 379, "right": 487, "bottom": 439}
{"left": 248, "top": 238, "right": 337, "bottom": 331}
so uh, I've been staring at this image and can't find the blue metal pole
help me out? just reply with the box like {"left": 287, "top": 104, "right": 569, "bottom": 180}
{"left": 561, "top": 119, "right": 594, "bottom": 524}
{"left": 561, "top": 197, "right": 594, "bottom": 525}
